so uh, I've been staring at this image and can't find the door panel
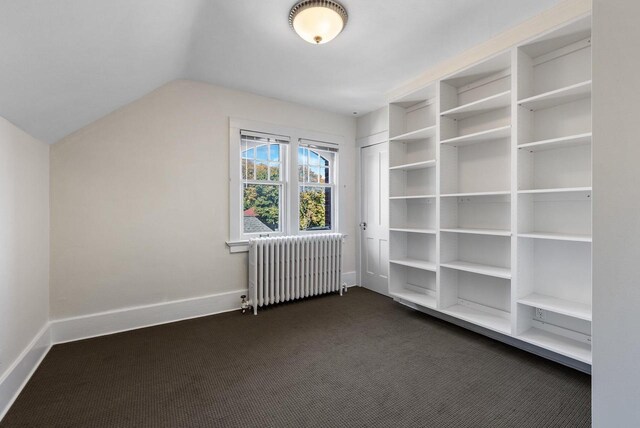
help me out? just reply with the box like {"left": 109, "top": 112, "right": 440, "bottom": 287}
{"left": 360, "top": 143, "right": 389, "bottom": 295}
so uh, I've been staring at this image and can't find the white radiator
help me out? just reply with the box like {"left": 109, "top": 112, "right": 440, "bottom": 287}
{"left": 248, "top": 234, "right": 344, "bottom": 314}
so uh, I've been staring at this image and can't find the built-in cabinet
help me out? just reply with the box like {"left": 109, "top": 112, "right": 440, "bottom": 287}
{"left": 387, "top": 16, "right": 592, "bottom": 366}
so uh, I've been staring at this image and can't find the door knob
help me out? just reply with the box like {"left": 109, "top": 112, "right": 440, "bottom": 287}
{"left": 359, "top": 222, "right": 367, "bottom": 231}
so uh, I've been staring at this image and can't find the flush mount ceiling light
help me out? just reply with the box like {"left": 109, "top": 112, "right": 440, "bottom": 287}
{"left": 289, "top": 0, "right": 348, "bottom": 45}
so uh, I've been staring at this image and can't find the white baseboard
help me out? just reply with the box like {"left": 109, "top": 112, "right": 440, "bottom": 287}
{"left": 1, "top": 279, "right": 357, "bottom": 422}
{"left": 0, "top": 323, "right": 51, "bottom": 422}
{"left": 50, "top": 289, "right": 246, "bottom": 344}
{"left": 343, "top": 271, "right": 357, "bottom": 287}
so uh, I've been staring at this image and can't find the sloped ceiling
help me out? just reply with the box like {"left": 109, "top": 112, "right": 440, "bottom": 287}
{"left": 0, "top": 0, "right": 560, "bottom": 143}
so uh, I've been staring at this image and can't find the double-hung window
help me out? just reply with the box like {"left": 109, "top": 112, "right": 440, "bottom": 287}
{"left": 240, "top": 131, "right": 288, "bottom": 238}
{"left": 298, "top": 140, "right": 337, "bottom": 232}
{"left": 228, "top": 119, "right": 340, "bottom": 251}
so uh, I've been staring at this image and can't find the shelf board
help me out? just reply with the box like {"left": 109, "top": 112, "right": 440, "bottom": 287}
{"left": 440, "top": 227, "right": 511, "bottom": 237}
{"left": 443, "top": 304, "right": 511, "bottom": 334}
{"left": 518, "top": 293, "right": 591, "bottom": 321}
{"left": 390, "top": 258, "right": 436, "bottom": 272}
{"left": 390, "top": 125, "right": 437, "bottom": 142}
{"left": 390, "top": 289, "right": 436, "bottom": 309}
{"left": 518, "top": 187, "right": 591, "bottom": 195}
{"left": 518, "top": 328, "right": 591, "bottom": 364}
{"left": 441, "top": 260, "right": 511, "bottom": 279}
{"left": 441, "top": 91, "right": 511, "bottom": 120}
{"left": 389, "top": 228, "right": 437, "bottom": 235}
{"left": 389, "top": 159, "right": 436, "bottom": 171}
{"left": 517, "top": 232, "right": 592, "bottom": 242}
{"left": 518, "top": 80, "right": 591, "bottom": 111}
{"left": 389, "top": 195, "right": 435, "bottom": 200}
{"left": 518, "top": 133, "right": 592, "bottom": 152}
{"left": 441, "top": 191, "right": 511, "bottom": 198}
{"left": 441, "top": 125, "right": 511, "bottom": 147}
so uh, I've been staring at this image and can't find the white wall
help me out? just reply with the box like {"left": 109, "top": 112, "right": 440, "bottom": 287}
{"left": 50, "top": 80, "right": 357, "bottom": 319}
{"left": 0, "top": 118, "right": 49, "bottom": 392}
{"left": 592, "top": 0, "right": 640, "bottom": 425}
{"left": 389, "top": 0, "right": 592, "bottom": 101}
{"left": 356, "top": 106, "right": 389, "bottom": 140}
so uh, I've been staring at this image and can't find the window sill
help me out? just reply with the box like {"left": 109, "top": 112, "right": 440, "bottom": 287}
{"left": 226, "top": 240, "right": 249, "bottom": 253}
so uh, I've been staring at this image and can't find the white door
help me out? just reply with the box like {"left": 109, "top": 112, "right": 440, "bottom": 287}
{"left": 360, "top": 142, "right": 389, "bottom": 296}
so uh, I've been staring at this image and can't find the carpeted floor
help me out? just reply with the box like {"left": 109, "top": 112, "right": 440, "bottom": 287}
{"left": 1, "top": 287, "right": 590, "bottom": 427}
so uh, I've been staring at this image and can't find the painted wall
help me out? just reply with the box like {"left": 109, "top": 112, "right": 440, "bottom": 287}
{"left": 388, "top": 0, "right": 592, "bottom": 101}
{"left": 356, "top": 107, "right": 389, "bottom": 140}
{"left": 592, "top": 0, "right": 640, "bottom": 425}
{"left": 0, "top": 118, "right": 49, "bottom": 379}
{"left": 50, "top": 80, "right": 357, "bottom": 319}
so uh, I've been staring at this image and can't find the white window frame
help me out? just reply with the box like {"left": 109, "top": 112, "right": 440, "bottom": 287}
{"left": 227, "top": 118, "right": 343, "bottom": 253}
{"left": 239, "top": 130, "right": 289, "bottom": 240}
{"left": 297, "top": 139, "right": 339, "bottom": 234}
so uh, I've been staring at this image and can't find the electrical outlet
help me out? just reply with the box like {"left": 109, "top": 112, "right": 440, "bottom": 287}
{"left": 536, "top": 307, "right": 544, "bottom": 320}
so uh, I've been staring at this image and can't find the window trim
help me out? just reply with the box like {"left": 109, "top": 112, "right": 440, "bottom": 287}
{"left": 227, "top": 118, "right": 343, "bottom": 252}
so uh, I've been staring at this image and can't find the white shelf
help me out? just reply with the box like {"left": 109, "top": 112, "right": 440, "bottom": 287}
{"left": 518, "top": 133, "right": 592, "bottom": 152}
{"left": 389, "top": 159, "right": 436, "bottom": 171}
{"left": 441, "top": 228, "right": 511, "bottom": 237}
{"left": 441, "top": 260, "right": 511, "bottom": 279}
{"left": 518, "top": 80, "right": 591, "bottom": 111}
{"left": 441, "top": 91, "right": 511, "bottom": 120}
{"left": 518, "top": 293, "right": 591, "bottom": 321}
{"left": 441, "top": 125, "right": 511, "bottom": 147}
{"left": 390, "top": 289, "right": 437, "bottom": 309}
{"left": 389, "top": 228, "right": 437, "bottom": 235}
{"left": 390, "top": 258, "right": 436, "bottom": 272}
{"left": 441, "top": 191, "right": 511, "bottom": 198}
{"left": 518, "top": 328, "right": 591, "bottom": 364}
{"left": 390, "top": 125, "right": 437, "bottom": 142}
{"left": 518, "top": 232, "right": 592, "bottom": 242}
{"left": 443, "top": 304, "right": 511, "bottom": 334}
{"left": 518, "top": 187, "right": 591, "bottom": 194}
{"left": 389, "top": 194, "right": 435, "bottom": 200}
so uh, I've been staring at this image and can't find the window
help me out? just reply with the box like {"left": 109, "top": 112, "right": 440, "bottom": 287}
{"left": 298, "top": 140, "right": 337, "bottom": 232}
{"left": 241, "top": 131, "right": 288, "bottom": 237}
{"left": 228, "top": 119, "right": 341, "bottom": 251}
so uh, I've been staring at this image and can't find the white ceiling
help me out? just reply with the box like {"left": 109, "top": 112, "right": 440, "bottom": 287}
{"left": 0, "top": 0, "right": 560, "bottom": 143}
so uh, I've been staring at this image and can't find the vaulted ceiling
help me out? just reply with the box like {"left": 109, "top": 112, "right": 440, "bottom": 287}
{"left": 0, "top": 0, "right": 560, "bottom": 143}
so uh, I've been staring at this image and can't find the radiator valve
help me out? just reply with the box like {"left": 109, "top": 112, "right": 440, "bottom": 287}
{"left": 240, "top": 295, "right": 251, "bottom": 314}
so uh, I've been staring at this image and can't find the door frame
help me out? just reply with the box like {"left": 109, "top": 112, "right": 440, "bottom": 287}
{"left": 356, "top": 130, "right": 389, "bottom": 292}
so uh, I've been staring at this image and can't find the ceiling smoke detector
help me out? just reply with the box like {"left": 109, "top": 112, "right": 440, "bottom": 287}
{"left": 289, "top": 0, "right": 348, "bottom": 45}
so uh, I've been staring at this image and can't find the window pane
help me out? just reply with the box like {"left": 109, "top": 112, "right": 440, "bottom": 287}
{"left": 255, "top": 161, "right": 268, "bottom": 180}
{"left": 298, "top": 165, "right": 305, "bottom": 182}
{"left": 309, "top": 166, "right": 321, "bottom": 183}
{"left": 309, "top": 150, "right": 320, "bottom": 166}
{"left": 242, "top": 147, "right": 255, "bottom": 160}
{"left": 269, "top": 145, "right": 280, "bottom": 161}
{"left": 243, "top": 159, "right": 255, "bottom": 180}
{"left": 256, "top": 145, "right": 268, "bottom": 161}
{"left": 268, "top": 163, "right": 280, "bottom": 181}
{"left": 299, "top": 186, "right": 332, "bottom": 231}
{"left": 321, "top": 155, "right": 330, "bottom": 167}
{"left": 320, "top": 167, "right": 330, "bottom": 184}
{"left": 298, "top": 147, "right": 308, "bottom": 165}
{"left": 243, "top": 184, "right": 280, "bottom": 233}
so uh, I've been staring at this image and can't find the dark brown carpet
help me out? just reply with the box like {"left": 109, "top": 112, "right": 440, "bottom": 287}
{"left": 1, "top": 287, "right": 590, "bottom": 427}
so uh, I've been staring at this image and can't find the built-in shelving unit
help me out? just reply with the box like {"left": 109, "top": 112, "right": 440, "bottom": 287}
{"left": 387, "top": 16, "right": 592, "bottom": 367}
{"left": 388, "top": 84, "right": 439, "bottom": 308}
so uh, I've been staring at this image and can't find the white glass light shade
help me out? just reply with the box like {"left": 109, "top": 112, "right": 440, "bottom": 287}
{"left": 289, "top": 1, "right": 347, "bottom": 45}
